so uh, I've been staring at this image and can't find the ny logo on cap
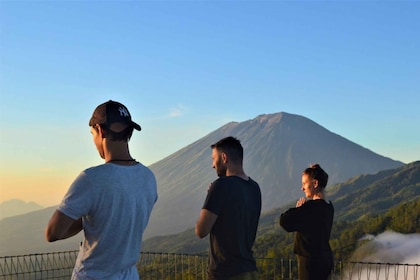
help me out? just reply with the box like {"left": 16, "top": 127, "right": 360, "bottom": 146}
{"left": 118, "top": 107, "right": 130, "bottom": 117}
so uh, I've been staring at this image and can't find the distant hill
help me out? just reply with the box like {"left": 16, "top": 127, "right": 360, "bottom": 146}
{"left": 328, "top": 160, "right": 420, "bottom": 221}
{"left": 0, "top": 206, "right": 82, "bottom": 256}
{"left": 142, "top": 161, "right": 420, "bottom": 256}
{"left": 144, "top": 112, "right": 403, "bottom": 238}
{"left": 0, "top": 199, "right": 44, "bottom": 220}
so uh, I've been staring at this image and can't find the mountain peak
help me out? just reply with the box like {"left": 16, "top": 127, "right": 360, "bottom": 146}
{"left": 0, "top": 199, "right": 44, "bottom": 220}
{"left": 144, "top": 112, "right": 403, "bottom": 238}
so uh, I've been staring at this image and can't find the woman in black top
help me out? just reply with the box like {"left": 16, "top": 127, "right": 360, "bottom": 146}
{"left": 280, "top": 164, "right": 334, "bottom": 280}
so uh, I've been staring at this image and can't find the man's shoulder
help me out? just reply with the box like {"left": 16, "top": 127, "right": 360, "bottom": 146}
{"left": 83, "top": 163, "right": 108, "bottom": 174}
{"left": 247, "top": 177, "right": 260, "bottom": 186}
{"left": 212, "top": 176, "right": 236, "bottom": 187}
{"left": 214, "top": 175, "right": 257, "bottom": 182}
{"left": 213, "top": 176, "right": 260, "bottom": 191}
{"left": 83, "top": 163, "right": 153, "bottom": 173}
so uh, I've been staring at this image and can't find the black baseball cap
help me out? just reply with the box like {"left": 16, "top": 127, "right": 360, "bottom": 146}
{"left": 89, "top": 100, "right": 141, "bottom": 131}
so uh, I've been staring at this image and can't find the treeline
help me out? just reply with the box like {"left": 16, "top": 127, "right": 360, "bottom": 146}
{"left": 253, "top": 198, "right": 420, "bottom": 261}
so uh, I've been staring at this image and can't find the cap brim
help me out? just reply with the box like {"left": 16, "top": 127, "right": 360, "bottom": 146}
{"left": 132, "top": 122, "right": 141, "bottom": 131}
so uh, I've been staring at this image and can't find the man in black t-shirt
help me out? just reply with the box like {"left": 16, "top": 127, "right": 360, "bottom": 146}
{"left": 195, "top": 136, "right": 262, "bottom": 280}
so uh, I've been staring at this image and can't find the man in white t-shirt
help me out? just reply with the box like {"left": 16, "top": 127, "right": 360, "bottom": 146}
{"left": 46, "top": 100, "right": 158, "bottom": 279}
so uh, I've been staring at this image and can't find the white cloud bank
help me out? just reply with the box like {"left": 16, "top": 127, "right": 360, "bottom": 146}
{"left": 342, "top": 231, "right": 420, "bottom": 280}
{"left": 353, "top": 231, "right": 420, "bottom": 264}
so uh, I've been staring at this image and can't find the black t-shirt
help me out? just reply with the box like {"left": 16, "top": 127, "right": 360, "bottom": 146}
{"left": 280, "top": 199, "right": 334, "bottom": 259}
{"left": 203, "top": 176, "right": 262, "bottom": 279}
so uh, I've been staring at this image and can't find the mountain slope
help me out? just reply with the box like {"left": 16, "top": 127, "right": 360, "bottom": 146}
{"left": 328, "top": 160, "right": 420, "bottom": 220}
{"left": 145, "top": 112, "right": 402, "bottom": 238}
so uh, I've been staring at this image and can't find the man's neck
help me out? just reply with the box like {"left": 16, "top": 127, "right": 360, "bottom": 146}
{"left": 103, "top": 139, "right": 132, "bottom": 161}
{"left": 226, "top": 168, "right": 248, "bottom": 180}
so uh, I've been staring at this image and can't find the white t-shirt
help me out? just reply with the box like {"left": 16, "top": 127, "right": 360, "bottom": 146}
{"left": 58, "top": 162, "right": 158, "bottom": 279}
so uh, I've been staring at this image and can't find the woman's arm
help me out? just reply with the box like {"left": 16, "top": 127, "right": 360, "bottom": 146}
{"left": 279, "top": 205, "right": 308, "bottom": 232}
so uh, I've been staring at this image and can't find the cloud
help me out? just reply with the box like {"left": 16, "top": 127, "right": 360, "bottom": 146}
{"left": 354, "top": 231, "right": 420, "bottom": 264}
{"left": 168, "top": 104, "right": 187, "bottom": 118}
{"left": 143, "top": 104, "right": 189, "bottom": 122}
{"left": 343, "top": 231, "right": 420, "bottom": 280}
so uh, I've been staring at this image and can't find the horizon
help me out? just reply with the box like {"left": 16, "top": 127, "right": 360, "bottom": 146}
{"left": 0, "top": 126, "right": 415, "bottom": 209}
{"left": 1, "top": 159, "right": 418, "bottom": 209}
{"left": 1, "top": 1, "right": 419, "bottom": 206}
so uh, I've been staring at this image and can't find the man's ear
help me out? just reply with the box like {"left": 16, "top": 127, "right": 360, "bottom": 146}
{"left": 96, "top": 124, "right": 107, "bottom": 138}
{"left": 221, "top": 152, "right": 228, "bottom": 164}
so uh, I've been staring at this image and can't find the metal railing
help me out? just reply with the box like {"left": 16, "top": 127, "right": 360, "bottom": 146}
{"left": 0, "top": 251, "right": 419, "bottom": 280}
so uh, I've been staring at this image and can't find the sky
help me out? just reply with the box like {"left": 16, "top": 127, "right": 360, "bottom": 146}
{"left": 0, "top": 1, "right": 419, "bottom": 207}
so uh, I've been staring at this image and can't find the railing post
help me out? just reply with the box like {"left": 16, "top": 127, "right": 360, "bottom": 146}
{"left": 1, "top": 252, "right": 420, "bottom": 279}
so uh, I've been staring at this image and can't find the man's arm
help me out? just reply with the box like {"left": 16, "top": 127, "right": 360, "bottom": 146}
{"left": 195, "top": 209, "right": 218, "bottom": 238}
{"left": 45, "top": 210, "right": 83, "bottom": 242}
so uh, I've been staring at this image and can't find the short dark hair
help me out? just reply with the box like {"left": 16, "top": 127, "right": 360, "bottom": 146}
{"left": 211, "top": 136, "right": 243, "bottom": 163}
{"left": 303, "top": 164, "right": 329, "bottom": 189}
{"left": 96, "top": 124, "right": 134, "bottom": 142}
